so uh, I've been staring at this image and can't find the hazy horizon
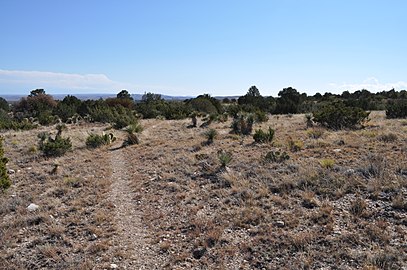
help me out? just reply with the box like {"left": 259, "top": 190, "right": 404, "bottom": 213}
{"left": 1, "top": 1, "right": 406, "bottom": 96}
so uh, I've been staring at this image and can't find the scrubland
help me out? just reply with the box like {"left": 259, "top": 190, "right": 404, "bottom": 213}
{"left": 0, "top": 111, "right": 406, "bottom": 269}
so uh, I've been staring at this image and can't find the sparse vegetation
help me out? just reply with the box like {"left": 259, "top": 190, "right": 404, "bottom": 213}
{"left": 287, "top": 137, "right": 303, "bottom": 152}
{"left": 0, "top": 137, "right": 11, "bottom": 190}
{"left": 264, "top": 150, "right": 290, "bottom": 163}
{"left": 1, "top": 92, "right": 406, "bottom": 269}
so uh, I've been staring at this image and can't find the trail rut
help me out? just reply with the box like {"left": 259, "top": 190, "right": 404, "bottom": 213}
{"left": 109, "top": 146, "right": 159, "bottom": 269}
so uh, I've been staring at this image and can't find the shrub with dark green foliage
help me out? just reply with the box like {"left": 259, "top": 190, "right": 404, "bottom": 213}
{"left": 38, "top": 125, "right": 72, "bottom": 157}
{"left": 264, "top": 150, "right": 290, "bottom": 163}
{"left": 0, "top": 97, "right": 10, "bottom": 112}
{"left": 188, "top": 94, "right": 223, "bottom": 115}
{"left": 37, "top": 111, "right": 59, "bottom": 125}
{"left": 0, "top": 110, "right": 37, "bottom": 130}
{"left": 253, "top": 127, "right": 275, "bottom": 143}
{"left": 54, "top": 95, "right": 82, "bottom": 122}
{"left": 238, "top": 86, "right": 276, "bottom": 113}
{"left": 313, "top": 102, "right": 370, "bottom": 130}
{"left": 226, "top": 104, "right": 242, "bottom": 118}
{"left": 86, "top": 133, "right": 116, "bottom": 148}
{"left": 254, "top": 110, "right": 269, "bottom": 123}
{"left": 386, "top": 99, "right": 407, "bottom": 119}
{"left": 0, "top": 137, "right": 11, "bottom": 190}
{"left": 231, "top": 113, "right": 254, "bottom": 135}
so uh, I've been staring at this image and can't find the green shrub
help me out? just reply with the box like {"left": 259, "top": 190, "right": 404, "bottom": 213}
{"left": 188, "top": 94, "right": 223, "bottom": 115}
{"left": 253, "top": 127, "right": 274, "bottom": 143}
{"left": 386, "top": 99, "right": 407, "bottom": 119}
{"left": 0, "top": 137, "right": 11, "bottom": 190}
{"left": 218, "top": 150, "right": 233, "bottom": 167}
{"left": 0, "top": 110, "right": 37, "bottom": 130}
{"left": 203, "top": 129, "right": 217, "bottom": 145}
{"left": 38, "top": 111, "right": 59, "bottom": 126}
{"left": 38, "top": 126, "right": 72, "bottom": 157}
{"left": 231, "top": 113, "right": 254, "bottom": 135}
{"left": 264, "top": 150, "right": 290, "bottom": 163}
{"left": 313, "top": 102, "right": 370, "bottom": 130}
{"left": 254, "top": 110, "right": 269, "bottom": 123}
{"left": 86, "top": 133, "right": 116, "bottom": 148}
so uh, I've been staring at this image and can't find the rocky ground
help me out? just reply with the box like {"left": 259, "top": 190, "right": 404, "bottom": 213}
{"left": 0, "top": 112, "right": 406, "bottom": 269}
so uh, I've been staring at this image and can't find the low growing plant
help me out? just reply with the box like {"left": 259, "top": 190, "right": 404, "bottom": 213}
{"left": 287, "top": 137, "right": 303, "bottom": 152}
{"left": 38, "top": 125, "right": 72, "bottom": 157}
{"left": 253, "top": 127, "right": 275, "bottom": 143}
{"left": 319, "top": 158, "right": 335, "bottom": 169}
{"left": 203, "top": 129, "right": 217, "bottom": 145}
{"left": 122, "top": 123, "right": 143, "bottom": 147}
{"left": 86, "top": 133, "right": 116, "bottom": 148}
{"left": 218, "top": 150, "right": 233, "bottom": 168}
{"left": 264, "top": 150, "right": 290, "bottom": 163}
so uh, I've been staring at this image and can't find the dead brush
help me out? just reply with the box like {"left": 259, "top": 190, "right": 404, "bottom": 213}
{"left": 377, "top": 133, "right": 398, "bottom": 143}
{"left": 350, "top": 197, "right": 367, "bottom": 217}
{"left": 37, "top": 244, "right": 62, "bottom": 261}
{"left": 233, "top": 206, "right": 264, "bottom": 228}
{"left": 289, "top": 231, "right": 315, "bottom": 252}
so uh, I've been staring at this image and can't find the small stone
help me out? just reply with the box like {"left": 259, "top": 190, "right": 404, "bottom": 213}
{"left": 275, "top": 220, "right": 285, "bottom": 227}
{"left": 110, "top": 263, "right": 118, "bottom": 269}
{"left": 8, "top": 169, "right": 15, "bottom": 174}
{"left": 27, "top": 203, "right": 39, "bottom": 212}
{"left": 333, "top": 149, "right": 342, "bottom": 152}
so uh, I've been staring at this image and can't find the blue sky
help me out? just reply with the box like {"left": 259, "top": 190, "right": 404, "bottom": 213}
{"left": 0, "top": 0, "right": 406, "bottom": 96}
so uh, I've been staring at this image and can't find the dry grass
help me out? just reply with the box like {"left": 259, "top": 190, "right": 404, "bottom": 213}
{"left": 1, "top": 112, "right": 406, "bottom": 269}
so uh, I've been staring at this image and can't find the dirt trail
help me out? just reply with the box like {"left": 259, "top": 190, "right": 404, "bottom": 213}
{"left": 109, "top": 145, "right": 159, "bottom": 269}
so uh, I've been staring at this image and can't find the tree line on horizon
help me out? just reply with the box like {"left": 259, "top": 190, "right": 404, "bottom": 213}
{"left": 0, "top": 86, "right": 406, "bottom": 130}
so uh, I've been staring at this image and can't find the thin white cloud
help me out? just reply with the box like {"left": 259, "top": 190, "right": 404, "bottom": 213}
{"left": 328, "top": 77, "right": 407, "bottom": 93}
{"left": 0, "top": 69, "right": 130, "bottom": 92}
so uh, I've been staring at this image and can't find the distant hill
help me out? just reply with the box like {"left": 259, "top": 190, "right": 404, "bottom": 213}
{"left": 0, "top": 93, "right": 195, "bottom": 102}
{"left": 1, "top": 93, "right": 237, "bottom": 102}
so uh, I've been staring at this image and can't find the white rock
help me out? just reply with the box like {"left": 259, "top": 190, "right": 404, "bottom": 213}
{"left": 110, "top": 263, "right": 118, "bottom": 269}
{"left": 275, "top": 220, "right": 285, "bottom": 227}
{"left": 27, "top": 203, "right": 39, "bottom": 212}
{"left": 8, "top": 169, "right": 15, "bottom": 174}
